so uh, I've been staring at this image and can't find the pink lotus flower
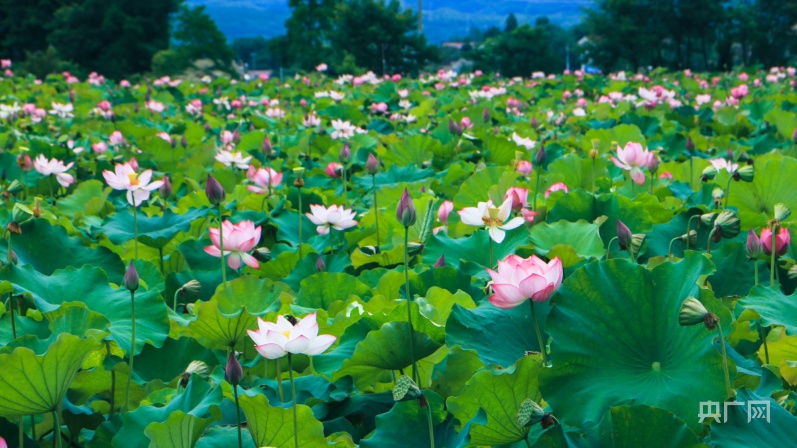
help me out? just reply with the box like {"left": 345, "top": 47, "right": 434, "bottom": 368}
{"left": 156, "top": 132, "right": 172, "bottom": 144}
{"left": 248, "top": 313, "right": 336, "bottom": 359}
{"left": 611, "top": 142, "right": 654, "bottom": 185}
{"left": 92, "top": 142, "right": 108, "bottom": 154}
{"left": 504, "top": 187, "right": 529, "bottom": 212}
{"left": 215, "top": 149, "right": 251, "bottom": 170}
{"left": 517, "top": 160, "right": 533, "bottom": 176}
{"left": 108, "top": 130, "right": 126, "bottom": 146}
{"left": 438, "top": 200, "right": 454, "bottom": 224}
{"left": 660, "top": 171, "right": 673, "bottom": 180}
{"left": 730, "top": 84, "right": 749, "bottom": 99}
{"left": 97, "top": 100, "right": 111, "bottom": 112}
{"left": 487, "top": 255, "right": 563, "bottom": 308}
{"left": 458, "top": 198, "right": 525, "bottom": 243}
{"left": 246, "top": 166, "right": 283, "bottom": 193}
{"left": 761, "top": 227, "right": 790, "bottom": 257}
{"left": 33, "top": 155, "right": 74, "bottom": 187}
{"left": 220, "top": 130, "right": 234, "bottom": 145}
{"left": 120, "top": 80, "right": 131, "bottom": 88}
{"left": 545, "top": 182, "right": 569, "bottom": 198}
{"left": 102, "top": 162, "right": 164, "bottom": 206}
{"left": 186, "top": 99, "right": 203, "bottom": 115}
{"left": 325, "top": 162, "right": 343, "bottom": 178}
{"left": 204, "top": 220, "right": 262, "bottom": 269}
{"left": 306, "top": 204, "right": 358, "bottom": 234}
{"left": 460, "top": 116, "right": 473, "bottom": 129}
{"left": 371, "top": 102, "right": 388, "bottom": 114}
{"left": 0, "top": 59, "right": 10, "bottom": 68}
{"left": 710, "top": 158, "right": 738, "bottom": 174}
{"left": 316, "top": 63, "right": 328, "bottom": 72}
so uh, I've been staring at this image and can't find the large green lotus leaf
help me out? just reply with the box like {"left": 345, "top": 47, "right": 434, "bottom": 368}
{"left": 737, "top": 285, "right": 797, "bottom": 335}
{"left": 584, "top": 124, "right": 646, "bottom": 153}
{"left": 710, "top": 389, "right": 797, "bottom": 447}
{"left": 728, "top": 155, "right": 797, "bottom": 229}
{"left": 548, "top": 153, "right": 610, "bottom": 192}
{"left": 112, "top": 375, "right": 222, "bottom": 448}
{"left": 0, "top": 264, "right": 168, "bottom": 356}
{"left": 210, "top": 275, "right": 287, "bottom": 316}
{"left": 360, "top": 391, "right": 450, "bottom": 448}
{"left": 447, "top": 355, "right": 543, "bottom": 446}
{"left": 705, "top": 242, "right": 766, "bottom": 298}
{"left": 47, "top": 302, "right": 111, "bottom": 342}
{"left": 100, "top": 208, "right": 208, "bottom": 249}
{"left": 759, "top": 328, "right": 797, "bottom": 366}
{"left": 382, "top": 133, "right": 440, "bottom": 167}
{"left": 446, "top": 300, "right": 550, "bottom": 368}
{"left": 11, "top": 219, "right": 124, "bottom": 277}
{"left": 238, "top": 392, "right": 327, "bottom": 448}
{"left": 409, "top": 267, "right": 483, "bottom": 301}
{"left": 0, "top": 301, "right": 50, "bottom": 349}
{"left": 134, "top": 336, "right": 218, "bottom": 383}
{"left": 422, "top": 227, "right": 530, "bottom": 274}
{"left": 546, "top": 191, "right": 653, "bottom": 244}
{"left": 298, "top": 272, "right": 372, "bottom": 309}
{"left": 417, "top": 287, "right": 476, "bottom": 327}
{"left": 144, "top": 408, "right": 222, "bottom": 448}
{"left": 538, "top": 254, "right": 729, "bottom": 431}
{"left": 56, "top": 179, "right": 112, "bottom": 217}
{"left": 195, "top": 426, "right": 254, "bottom": 448}
{"left": 186, "top": 300, "right": 257, "bottom": 350}
{"left": 351, "top": 163, "right": 436, "bottom": 188}
{"left": 453, "top": 166, "right": 517, "bottom": 208}
{"left": 597, "top": 405, "right": 703, "bottom": 448}
{"left": 0, "top": 333, "right": 98, "bottom": 418}
{"left": 432, "top": 345, "right": 484, "bottom": 399}
{"left": 331, "top": 322, "right": 442, "bottom": 388}
{"left": 529, "top": 217, "right": 608, "bottom": 265}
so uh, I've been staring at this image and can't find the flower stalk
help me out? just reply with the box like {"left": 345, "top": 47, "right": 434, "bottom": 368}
{"left": 530, "top": 300, "right": 548, "bottom": 366}
{"left": 288, "top": 354, "right": 299, "bottom": 448}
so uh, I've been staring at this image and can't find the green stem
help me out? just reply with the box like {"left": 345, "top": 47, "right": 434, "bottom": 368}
{"left": 686, "top": 215, "right": 699, "bottom": 251}
{"left": 754, "top": 260, "right": 759, "bottom": 286}
{"left": 298, "top": 187, "right": 303, "bottom": 259}
{"left": 219, "top": 204, "right": 227, "bottom": 288}
{"left": 724, "top": 176, "right": 733, "bottom": 209}
{"left": 530, "top": 300, "right": 548, "bottom": 366}
{"left": 706, "top": 228, "right": 718, "bottom": 254}
{"left": 276, "top": 360, "right": 284, "bottom": 402}
{"left": 158, "top": 247, "right": 164, "bottom": 275}
{"left": 759, "top": 323, "right": 770, "bottom": 364}
{"left": 404, "top": 226, "right": 419, "bottom": 385}
{"left": 606, "top": 237, "right": 618, "bottom": 260}
{"left": 426, "top": 399, "right": 435, "bottom": 448}
{"left": 341, "top": 164, "right": 348, "bottom": 206}
{"left": 111, "top": 367, "right": 116, "bottom": 412}
{"left": 373, "top": 175, "right": 380, "bottom": 248}
{"left": 288, "top": 354, "right": 299, "bottom": 448}
{"left": 125, "top": 290, "right": 136, "bottom": 413}
{"left": 52, "top": 409, "right": 61, "bottom": 448}
{"left": 770, "top": 227, "right": 777, "bottom": 287}
{"left": 7, "top": 230, "right": 13, "bottom": 265}
{"left": 9, "top": 293, "right": 16, "bottom": 340}
{"left": 717, "top": 321, "right": 733, "bottom": 398}
{"left": 668, "top": 236, "right": 680, "bottom": 259}
{"left": 533, "top": 168, "right": 541, "bottom": 212}
{"left": 233, "top": 385, "right": 243, "bottom": 448}
{"left": 690, "top": 155, "right": 694, "bottom": 190}
{"left": 132, "top": 201, "right": 138, "bottom": 259}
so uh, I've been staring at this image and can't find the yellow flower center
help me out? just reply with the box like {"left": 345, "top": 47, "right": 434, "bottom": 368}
{"left": 127, "top": 172, "right": 140, "bottom": 186}
{"left": 282, "top": 330, "right": 292, "bottom": 339}
{"left": 482, "top": 207, "right": 501, "bottom": 226}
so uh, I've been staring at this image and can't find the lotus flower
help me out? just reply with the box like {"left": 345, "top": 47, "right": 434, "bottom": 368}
{"left": 306, "top": 204, "right": 358, "bottom": 234}
{"left": 761, "top": 227, "right": 790, "bottom": 257}
{"left": 49, "top": 102, "right": 74, "bottom": 119}
{"left": 248, "top": 313, "right": 336, "bottom": 359}
{"left": 325, "top": 162, "right": 343, "bottom": 178}
{"left": 438, "top": 200, "right": 454, "bottom": 224}
{"left": 611, "top": 142, "right": 654, "bottom": 185}
{"left": 246, "top": 166, "right": 283, "bottom": 193}
{"left": 102, "top": 162, "right": 164, "bottom": 206}
{"left": 33, "top": 155, "right": 75, "bottom": 187}
{"left": 215, "top": 149, "right": 251, "bottom": 170}
{"left": 545, "top": 182, "right": 569, "bottom": 198}
{"left": 504, "top": 187, "right": 529, "bottom": 212}
{"left": 204, "top": 220, "right": 262, "bottom": 269}
{"left": 458, "top": 198, "right": 525, "bottom": 243}
{"left": 487, "top": 255, "right": 563, "bottom": 308}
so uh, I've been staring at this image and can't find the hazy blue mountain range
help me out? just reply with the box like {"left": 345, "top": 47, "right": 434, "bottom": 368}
{"left": 188, "top": 0, "right": 588, "bottom": 44}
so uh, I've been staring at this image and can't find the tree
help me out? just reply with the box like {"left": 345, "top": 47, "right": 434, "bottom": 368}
{"left": 469, "top": 23, "right": 560, "bottom": 77}
{"left": 505, "top": 13, "right": 519, "bottom": 33}
{"left": 48, "top": 0, "right": 181, "bottom": 79}
{"left": 173, "top": 4, "right": 235, "bottom": 69}
{"left": 330, "top": 0, "right": 437, "bottom": 75}
{"left": 0, "top": 0, "right": 70, "bottom": 60}
{"left": 285, "top": 0, "right": 340, "bottom": 69}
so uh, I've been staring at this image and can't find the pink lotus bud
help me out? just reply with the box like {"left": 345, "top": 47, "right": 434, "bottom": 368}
{"left": 659, "top": 171, "right": 673, "bottom": 180}
{"left": 316, "top": 256, "right": 326, "bottom": 272}
{"left": 535, "top": 145, "right": 546, "bottom": 166}
{"left": 92, "top": 142, "right": 108, "bottom": 154}
{"left": 448, "top": 119, "right": 463, "bottom": 136}
{"left": 339, "top": 143, "right": 351, "bottom": 163}
{"left": 206, "top": 174, "right": 226, "bottom": 205}
{"left": 517, "top": 160, "right": 533, "bottom": 176}
{"left": 482, "top": 108, "right": 490, "bottom": 122}
{"left": 124, "top": 261, "right": 139, "bottom": 292}
{"left": 616, "top": 220, "right": 633, "bottom": 250}
{"left": 300, "top": 98, "right": 307, "bottom": 107}
{"left": 366, "top": 153, "right": 379, "bottom": 175}
{"left": 391, "top": 74, "right": 402, "bottom": 82}
{"left": 225, "top": 352, "right": 243, "bottom": 386}
{"left": 761, "top": 227, "right": 790, "bottom": 256}
{"left": 160, "top": 175, "right": 172, "bottom": 199}
{"left": 396, "top": 188, "right": 416, "bottom": 227}
{"left": 128, "top": 157, "right": 139, "bottom": 171}
{"left": 437, "top": 200, "right": 453, "bottom": 224}
{"left": 504, "top": 187, "right": 529, "bottom": 212}
{"left": 434, "top": 254, "right": 446, "bottom": 268}
{"left": 325, "top": 162, "right": 343, "bottom": 178}
{"left": 460, "top": 116, "right": 472, "bottom": 129}
{"left": 747, "top": 229, "right": 763, "bottom": 259}
{"left": 262, "top": 135, "right": 273, "bottom": 155}
{"left": 17, "top": 154, "right": 32, "bottom": 171}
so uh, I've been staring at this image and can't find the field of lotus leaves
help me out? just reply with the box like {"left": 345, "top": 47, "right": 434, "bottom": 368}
{"left": 0, "top": 65, "right": 797, "bottom": 447}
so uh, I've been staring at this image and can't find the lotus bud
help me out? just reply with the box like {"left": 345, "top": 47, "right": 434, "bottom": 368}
{"left": 535, "top": 145, "right": 546, "bottom": 166}
{"left": 679, "top": 297, "right": 719, "bottom": 330}
{"left": 205, "top": 174, "right": 225, "bottom": 205}
{"left": 396, "top": 188, "right": 416, "bottom": 227}
{"left": 700, "top": 213, "right": 717, "bottom": 227}
{"left": 134, "top": 103, "right": 140, "bottom": 114}
{"left": 647, "top": 156, "right": 659, "bottom": 174}
{"left": 775, "top": 203, "right": 791, "bottom": 222}
{"left": 293, "top": 167, "right": 305, "bottom": 188}
{"left": 232, "top": 129, "right": 241, "bottom": 144}
{"left": 735, "top": 165, "right": 754, "bottom": 182}
{"left": 679, "top": 230, "right": 698, "bottom": 248}
{"left": 726, "top": 148, "right": 734, "bottom": 161}
{"left": 17, "top": 154, "right": 31, "bottom": 171}
{"left": 392, "top": 375, "right": 422, "bottom": 402}
{"left": 713, "top": 210, "right": 741, "bottom": 240}
{"left": 181, "top": 135, "right": 188, "bottom": 148}
{"left": 482, "top": 107, "right": 490, "bottom": 122}
{"left": 434, "top": 254, "right": 445, "bottom": 268}
{"left": 180, "top": 360, "right": 210, "bottom": 388}
{"left": 701, "top": 164, "right": 718, "bottom": 181}
{"left": 448, "top": 118, "right": 462, "bottom": 136}
{"left": 203, "top": 122, "right": 212, "bottom": 133}
{"left": 225, "top": 352, "right": 243, "bottom": 386}
{"left": 339, "top": 143, "right": 351, "bottom": 163}
{"left": 253, "top": 247, "right": 272, "bottom": 263}
{"left": 366, "top": 153, "right": 379, "bottom": 175}
{"left": 316, "top": 256, "right": 326, "bottom": 272}
{"left": 746, "top": 229, "right": 764, "bottom": 259}
{"left": 262, "top": 135, "right": 273, "bottom": 155}
{"left": 530, "top": 117, "right": 539, "bottom": 128}
{"left": 124, "top": 261, "right": 139, "bottom": 292}
{"left": 178, "top": 279, "right": 201, "bottom": 300}
{"left": 159, "top": 175, "right": 172, "bottom": 199}
{"left": 685, "top": 136, "right": 695, "bottom": 153}
{"left": 616, "top": 219, "right": 633, "bottom": 250}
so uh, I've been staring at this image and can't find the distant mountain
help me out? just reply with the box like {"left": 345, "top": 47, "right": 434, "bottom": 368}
{"left": 187, "top": 0, "right": 589, "bottom": 44}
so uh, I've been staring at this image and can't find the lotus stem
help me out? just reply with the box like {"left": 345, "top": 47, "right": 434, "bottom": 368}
{"left": 759, "top": 323, "right": 770, "bottom": 364}
{"left": 373, "top": 174, "right": 380, "bottom": 248}
{"left": 533, "top": 168, "right": 541, "bottom": 212}
{"left": 341, "top": 164, "right": 348, "bottom": 206}
{"left": 132, "top": 200, "right": 138, "bottom": 259}
{"left": 125, "top": 290, "right": 136, "bottom": 413}
{"left": 606, "top": 236, "right": 618, "bottom": 260}
{"left": 426, "top": 398, "right": 435, "bottom": 448}
{"left": 276, "top": 359, "right": 284, "bottom": 402}
{"left": 717, "top": 321, "right": 733, "bottom": 398}
{"left": 9, "top": 293, "right": 16, "bottom": 340}
{"left": 530, "top": 300, "right": 548, "bottom": 366}
{"left": 158, "top": 247, "right": 164, "bottom": 275}
{"left": 288, "top": 354, "right": 299, "bottom": 448}
{"left": 404, "top": 226, "right": 419, "bottom": 384}
{"left": 706, "top": 228, "right": 718, "bottom": 254}
{"left": 685, "top": 215, "right": 699, "bottom": 251}
{"left": 754, "top": 261, "right": 759, "bottom": 286}
{"left": 298, "top": 186, "right": 303, "bottom": 259}
{"left": 770, "top": 227, "right": 777, "bottom": 287}
{"left": 724, "top": 176, "right": 733, "bottom": 209}
{"left": 218, "top": 203, "right": 227, "bottom": 288}
{"left": 52, "top": 409, "right": 61, "bottom": 448}
{"left": 233, "top": 384, "right": 243, "bottom": 448}
{"left": 668, "top": 236, "right": 680, "bottom": 259}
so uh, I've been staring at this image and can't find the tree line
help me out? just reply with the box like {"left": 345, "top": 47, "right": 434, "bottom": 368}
{"left": 1, "top": 0, "right": 796, "bottom": 80}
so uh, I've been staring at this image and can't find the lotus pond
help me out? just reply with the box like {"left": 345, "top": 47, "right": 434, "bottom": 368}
{"left": 0, "top": 67, "right": 796, "bottom": 447}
